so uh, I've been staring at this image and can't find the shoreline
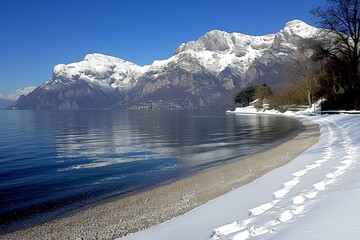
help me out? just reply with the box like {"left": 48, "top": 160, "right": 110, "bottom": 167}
{"left": 2, "top": 117, "right": 319, "bottom": 240}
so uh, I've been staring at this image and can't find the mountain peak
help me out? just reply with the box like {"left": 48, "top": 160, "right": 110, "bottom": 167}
{"left": 282, "top": 20, "right": 315, "bottom": 37}
{"left": 48, "top": 52, "right": 148, "bottom": 93}
{"left": 202, "top": 29, "right": 230, "bottom": 38}
{"left": 84, "top": 53, "right": 126, "bottom": 64}
{"left": 175, "top": 30, "right": 232, "bottom": 53}
{"left": 0, "top": 86, "right": 36, "bottom": 101}
{"left": 285, "top": 19, "right": 308, "bottom": 27}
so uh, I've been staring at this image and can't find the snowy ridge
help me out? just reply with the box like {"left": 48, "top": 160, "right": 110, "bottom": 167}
{"left": 175, "top": 30, "right": 275, "bottom": 75}
{"left": 44, "top": 53, "right": 149, "bottom": 91}
{"left": 0, "top": 86, "right": 36, "bottom": 101}
{"left": 168, "top": 19, "right": 318, "bottom": 76}
{"left": 283, "top": 20, "right": 319, "bottom": 38}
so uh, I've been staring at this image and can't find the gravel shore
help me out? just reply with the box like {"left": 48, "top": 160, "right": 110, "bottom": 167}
{"left": 2, "top": 118, "right": 319, "bottom": 240}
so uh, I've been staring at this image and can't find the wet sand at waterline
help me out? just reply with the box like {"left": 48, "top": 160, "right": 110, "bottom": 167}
{"left": 2, "top": 118, "right": 319, "bottom": 240}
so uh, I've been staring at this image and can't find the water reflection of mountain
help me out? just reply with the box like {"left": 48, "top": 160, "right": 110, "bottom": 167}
{"left": 36, "top": 110, "right": 299, "bottom": 172}
{"left": 33, "top": 111, "right": 295, "bottom": 170}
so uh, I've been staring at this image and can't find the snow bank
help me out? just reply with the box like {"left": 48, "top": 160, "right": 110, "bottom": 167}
{"left": 226, "top": 106, "right": 296, "bottom": 116}
{"left": 120, "top": 112, "right": 360, "bottom": 240}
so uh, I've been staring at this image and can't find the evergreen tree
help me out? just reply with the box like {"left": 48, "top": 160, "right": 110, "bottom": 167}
{"left": 234, "top": 86, "right": 257, "bottom": 106}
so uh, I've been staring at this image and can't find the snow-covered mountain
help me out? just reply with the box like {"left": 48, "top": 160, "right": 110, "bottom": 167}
{"left": 1, "top": 86, "right": 36, "bottom": 101}
{"left": 45, "top": 54, "right": 148, "bottom": 92}
{"left": 13, "top": 20, "right": 321, "bottom": 110}
{"left": 0, "top": 86, "right": 36, "bottom": 109}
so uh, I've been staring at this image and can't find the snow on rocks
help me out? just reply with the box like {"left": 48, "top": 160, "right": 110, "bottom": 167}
{"left": 48, "top": 53, "right": 149, "bottom": 91}
{"left": 175, "top": 30, "right": 275, "bottom": 75}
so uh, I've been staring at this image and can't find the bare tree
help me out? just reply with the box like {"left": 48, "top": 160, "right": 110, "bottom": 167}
{"left": 312, "top": 0, "right": 360, "bottom": 108}
{"left": 254, "top": 84, "right": 272, "bottom": 109}
{"left": 287, "top": 45, "right": 321, "bottom": 107}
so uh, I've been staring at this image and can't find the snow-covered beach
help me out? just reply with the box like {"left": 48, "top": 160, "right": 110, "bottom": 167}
{"left": 121, "top": 109, "right": 360, "bottom": 240}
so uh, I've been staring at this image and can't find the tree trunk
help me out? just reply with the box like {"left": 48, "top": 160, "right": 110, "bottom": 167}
{"left": 307, "top": 90, "right": 312, "bottom": 108}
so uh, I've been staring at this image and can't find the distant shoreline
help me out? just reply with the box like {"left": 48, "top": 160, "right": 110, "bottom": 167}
{"left": 2, "top": 117, "right": 319, "bottom": 240}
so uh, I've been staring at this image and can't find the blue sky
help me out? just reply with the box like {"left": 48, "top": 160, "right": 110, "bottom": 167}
{"left": 0, "top": 0, "right": 325, "bottom": 94}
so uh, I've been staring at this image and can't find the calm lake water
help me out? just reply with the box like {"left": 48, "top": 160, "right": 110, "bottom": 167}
{"left": 0, "top": 110, "right": 300, "bottom": 232}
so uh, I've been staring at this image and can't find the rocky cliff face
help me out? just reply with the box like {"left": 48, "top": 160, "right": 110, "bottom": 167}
{"left": 13, "top": 20, "right": 320, "bottom": 110}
